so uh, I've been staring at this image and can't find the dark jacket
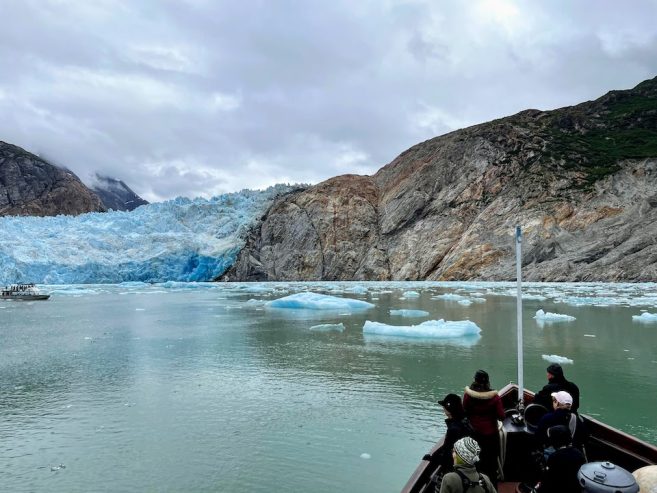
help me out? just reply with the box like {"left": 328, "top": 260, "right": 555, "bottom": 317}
{"left": 536, "top": 408, "right": 588, "bottom": 449}
{"left": 435, "top": 417, "right": 472, "bottom": 469}
{"left": 463, "top": 387, "right": 505, "bottom": 436}
{"left": 533, "top": 376, "right": 580, "bottom": 412}
{"left": 538, "top": 445, "right": 586, "bottom": 493}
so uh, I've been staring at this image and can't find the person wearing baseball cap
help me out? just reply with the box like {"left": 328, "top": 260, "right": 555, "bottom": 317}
{"left": 428, "top": 393, "right": 473, "bottom": 471}
{"left": 533, "top": 363, "right": 580, "bottom": 412}
{"left": 536, "top": 390, "right": 588, "bottom": 456}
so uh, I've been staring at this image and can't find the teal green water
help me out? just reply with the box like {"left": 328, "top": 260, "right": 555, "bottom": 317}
{"left": 1, "top": 282, "right": 656, "bottom": 492}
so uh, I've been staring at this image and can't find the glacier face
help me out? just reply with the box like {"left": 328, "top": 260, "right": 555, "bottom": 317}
{"left": 0, "top": 186, "right": 291, "bottom": 284}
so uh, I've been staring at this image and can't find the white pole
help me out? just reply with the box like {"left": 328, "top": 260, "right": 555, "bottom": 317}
{"left": 515, "top": 226, "right": 524, "bottom": 408}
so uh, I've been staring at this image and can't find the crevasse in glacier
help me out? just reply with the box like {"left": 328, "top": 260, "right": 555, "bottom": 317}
{"left": 0, "top": 185, "right": 293, "bottom": 284}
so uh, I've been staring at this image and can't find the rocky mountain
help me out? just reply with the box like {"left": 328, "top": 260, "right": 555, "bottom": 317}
{"left": 0, "top": 141, "right": 106, "bottom": 217}
{"left": 91, "top": 174, "right": 148, "bottom": 212}
{"left": 223, "top": 76, "right": 657, "bottom": 282}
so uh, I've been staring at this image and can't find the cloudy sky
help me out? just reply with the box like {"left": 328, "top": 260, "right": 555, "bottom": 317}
{"left": 1, "top": 0, "right": 656, "bottom": 202}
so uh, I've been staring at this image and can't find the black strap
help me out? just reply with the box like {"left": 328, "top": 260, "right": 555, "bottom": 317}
{"left": 453, "top": 469, "right": 490, "bottom": 493}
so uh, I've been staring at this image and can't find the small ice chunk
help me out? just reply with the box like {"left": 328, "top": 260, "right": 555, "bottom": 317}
{"left": 309, "top": 323, "right": 345, "bottom": 332}
{"left": 345, "top": 285, "right": 368, "bottom": 294}
{"left": 583, "top": 334, "right": 596, "bottom": 338}
{"left": 363, "top": 319, "right": 481, "bottom": 339}
{"left": 389, "top": 309, "right": 429, "bottom": 317}
{"left": 265, "top": 292, "right": 374, "bottom": 311}
{"left": 457, "top": 299, "right": 473, "bottom": 306}
{"left": 632, "top": 312, "right": 657, "bottom": 323}
{"left": 542, "top": 354, "right": 574, "bottom": 364}
{"left": 135, "top": 308, "right": 145, "bottom": 311}
{"left": 432, "top": 293, "right": 467, "bottom": 301}
{"left": 360, "top": 453, "right": 371, "bottom": 460}
{"left": 534, "top": 309, "right": 576, "bottom": 322}
{"left": 402, "top": 291, "right": 420, "bottom": 298}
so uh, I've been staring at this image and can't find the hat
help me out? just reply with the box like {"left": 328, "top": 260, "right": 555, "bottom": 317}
{"left": 453, "top": 437, "right": 480, "bottom": 466}
{"left": 438, "top": 393, "right": 464, "bottom": 416}
{"left": 547, "top": 425, "right": 572, "bottom": 448}
{"left": 551, "top": 391, "right": 573, "bottom": 407}
{"left": 474, "top": 369, "right": 490, "bottom": 385}
{"left": 546, "top": 363, "right": 563, "bottom": 377}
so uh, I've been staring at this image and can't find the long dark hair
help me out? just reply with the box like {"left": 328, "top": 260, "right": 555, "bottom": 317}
{"left": 470, "top": 369, "right": 491, "bottom": 392}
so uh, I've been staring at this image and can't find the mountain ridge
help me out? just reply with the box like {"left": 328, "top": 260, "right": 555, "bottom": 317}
{"left": 222, "top": 76, "right": 657, "bottom": 282}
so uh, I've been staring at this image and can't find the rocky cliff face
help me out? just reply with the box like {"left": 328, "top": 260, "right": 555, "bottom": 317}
{"left": 223, "top": 76, "right": 657, "bottom": 282}
{"left": 0, "top": 142, "right": 106, "bottom": 217}
{"left": 91, "top": 174, "right": 148, "bottom": 212}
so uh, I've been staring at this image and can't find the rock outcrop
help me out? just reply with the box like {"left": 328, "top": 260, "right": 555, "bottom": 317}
{"left": 0, "top": 141, "right": 106, "bottom": 217}
{"left": 223, "top": 76, "right": 657, "bottom": 282}
{"left": 91, "top": 174, "right": 148, "bottom": 212}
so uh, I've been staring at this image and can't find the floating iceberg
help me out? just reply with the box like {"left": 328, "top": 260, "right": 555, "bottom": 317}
{"left": 362, "top": 319, "right": 481, "bottom": 339}
{"left": 308, "top": 323, "right": 345, "bottom": 332}
{"left": 632, "top": 312, "right": 657, "bottom": 323}
{"left": 266, "top": 292, "right": 374, "bottom": 311}
{"left": 0, "top": 186, "right": 292, "bottom": 284}
{"left": 542, "top": 354, "right": 574, "bottom": 364}
{"left": 534, "top": 309, "right": 576, "bottom": 322}
{"left": 402, "top": 291, "right": 420, "bottom": 298}
{"left": 432, "top": 293, "right": 467, "bottom": 301}
{"left": 389, "top": 309, "right": 430, "bottom": 317}
{"left": 458, "top": 299, "right": 473, "bottom": 306}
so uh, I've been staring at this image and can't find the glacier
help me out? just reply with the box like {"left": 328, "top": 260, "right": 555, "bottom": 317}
{"left": 0, "top": 186, "right": 292, "bottom": 284}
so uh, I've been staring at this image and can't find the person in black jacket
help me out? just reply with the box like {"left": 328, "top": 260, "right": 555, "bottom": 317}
{"left": 536, "top": 391, "right": 588, "bottom": 454}
{"left": 536, "top": 425, "right": 586, "bottom": 493}
{"left": 432, "top": 393, "right": 473, "bottom": 471}
{"left": 533, "top": 363, "right": 580, "bottom": 412}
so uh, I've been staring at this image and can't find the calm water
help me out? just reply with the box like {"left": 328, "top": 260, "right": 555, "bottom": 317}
{"left": 1, "top": 281, "right": 656, "bottom": 492}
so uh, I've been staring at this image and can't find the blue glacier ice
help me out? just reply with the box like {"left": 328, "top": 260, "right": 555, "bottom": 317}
{"left": 265, "top": 292, "right": 375, "bottom": 311}
{"left": 0, "top": 186, "right": 292, "bottom": 284}
{"left": 632, "top": 312, "right": 657, "bottom": 323}
{"left": 362, "top": 319, "right": 481, "bottom": 339}
{"left": 542, "top": 354, "right": 574, "bottom": 364}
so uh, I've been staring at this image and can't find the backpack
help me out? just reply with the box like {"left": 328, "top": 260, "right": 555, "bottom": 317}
{"left": 454, "top": 469, "right": 491, "bottom": 493}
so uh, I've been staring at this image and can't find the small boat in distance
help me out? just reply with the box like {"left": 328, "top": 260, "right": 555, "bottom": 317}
{"left": 1, "top": 283, "right": 50, "bottom": 301}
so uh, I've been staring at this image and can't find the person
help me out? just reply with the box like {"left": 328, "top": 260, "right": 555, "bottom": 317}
{"left": 533, "top": 363, "right": 580, "bottom": 412}
{"left": 536, "top": 391, "right": 587, "bottom": 453}
{"left": 432, "top": 393, "right": 473, "bottom": 471}
{"left": 463, "top": 370, "right": 505, "bottom": 485}
{"left": 440, "top": 437, "right": 497, "bottom": 493}
{"left": 535, "top": 425, "right": 586, "bottom": 493}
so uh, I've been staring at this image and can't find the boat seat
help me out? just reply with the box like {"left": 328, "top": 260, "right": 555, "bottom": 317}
{"left": 524, "top": 404, "right": 548, "bottom": 431}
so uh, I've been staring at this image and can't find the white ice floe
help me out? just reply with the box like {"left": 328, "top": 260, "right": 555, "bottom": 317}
{"left": 360, "top": 453, "right": 371, "bottom": 460}
{"left": 458, "top": 300, "right": 473, "bottom": 306}
{"left": 542, "top": 354, "right": 574, "bottom": 364}
{"left": 389, "top": 309, "right": 430, "bottom": 317}
{"left": 632, "top": 312, "right": 657, "bottom": 323}
{"left": 345, "top": 285, "right": 368, "bottom": 294}
{"left": 432, "top": 293, "right": 467, "bottom": 301}
{"left": 309, "top": 323, "right": 345, "bottom": 332}
{"left": 362, "top": 319, "right": 481, "bottom": 339}
{"left": 266, "top": 292, "right": 374, "bottom": 311}
{"left": 402, "top": 291, "right": 420, "bottom": 298}
{"left": 534, "top": 309, "right": 576, "bottom": 322}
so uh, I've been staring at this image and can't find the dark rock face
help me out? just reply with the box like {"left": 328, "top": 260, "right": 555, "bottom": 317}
{"left": 0, "top": 141, "right": 106, "bottom": 217}
{"left": 223, "top": 76, "right": 657, "bottom": 282}
{"left": 91, "top": 174, "right": 148, "bottom": 211}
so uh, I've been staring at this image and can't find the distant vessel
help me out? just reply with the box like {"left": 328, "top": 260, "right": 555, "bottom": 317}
{"left": 1, "top": 283, "right": 50, "bottom": 301}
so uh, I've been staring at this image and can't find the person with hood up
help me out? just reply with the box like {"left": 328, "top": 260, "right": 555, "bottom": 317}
{"left": 439, "top": 437, "right": 496, "bottom": 493}
{"left": 462, "top": 370, "right": 505, "bottom": 485}
{"left": 533, "top": 363, "right": 580, "bottom": 412}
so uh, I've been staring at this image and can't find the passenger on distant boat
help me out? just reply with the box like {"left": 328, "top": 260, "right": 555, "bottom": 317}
{"left": 533, "top": 363, "right": 580, "bottom": 412}
{"left": 536, "top": 391, "right": 588, "bottom": 457}
{"left": 534, "top": 425, "right": 586, "bottom": 493}
{"left": 439, "top": 437, "right": 496, "bottom": 493}
{"left": 462, "top": 370, "right": 505, "bottom": 486}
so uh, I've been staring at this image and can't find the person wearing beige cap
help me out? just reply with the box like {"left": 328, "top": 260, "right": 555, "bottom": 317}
{"left": 536, "top": 390, "right": 588, "bottom": 456}
{"left": 439, "top": 437, "right": 496, "bottom": 493}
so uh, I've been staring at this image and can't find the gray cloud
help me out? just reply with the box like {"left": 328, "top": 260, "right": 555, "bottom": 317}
{"left": 1, "top": 0, "right": 656, "bottom": 202}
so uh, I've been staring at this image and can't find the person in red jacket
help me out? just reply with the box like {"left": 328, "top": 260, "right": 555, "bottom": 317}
{"left": 463, "top": 370, "right": 505, "bottom": 486}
